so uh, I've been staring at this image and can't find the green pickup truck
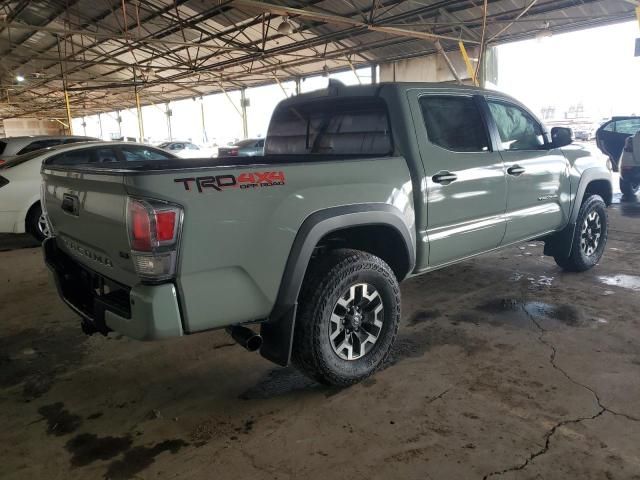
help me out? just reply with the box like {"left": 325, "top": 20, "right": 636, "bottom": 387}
{"left": 42, "top": 82, "right": 612, "bottom": 386}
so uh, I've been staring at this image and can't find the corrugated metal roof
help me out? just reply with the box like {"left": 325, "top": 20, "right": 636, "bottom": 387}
{"left": 0, "top": 0, "right": 635, "bottom": 118}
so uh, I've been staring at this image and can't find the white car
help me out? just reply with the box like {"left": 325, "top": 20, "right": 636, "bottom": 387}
{"left": 0, "top": 135, "right": 98, "bottom": 165}
{"left": 0, "top": 141, "right": 177, "bottom": 240}
{"left": 157, "top": 141, "right": 213, "bottom": 159}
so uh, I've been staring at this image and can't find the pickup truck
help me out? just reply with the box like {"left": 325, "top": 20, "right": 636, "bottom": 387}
{"left": 42, "top": 82, "right": 612, "bottom": 386}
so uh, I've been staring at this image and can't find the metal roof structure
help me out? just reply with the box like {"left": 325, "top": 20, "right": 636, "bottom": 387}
{"left": 0, "top": 0, "right": 636, "bottom": 119}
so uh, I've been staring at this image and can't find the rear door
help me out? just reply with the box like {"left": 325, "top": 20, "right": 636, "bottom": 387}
{"left": 484, "top": 98, "right": 570, "bottom": 244}
{"left": 409, "top": 91, "right": 507, "bottom": 268}
{"left": 597, "top": 117, "right": 640, "bottom": 167}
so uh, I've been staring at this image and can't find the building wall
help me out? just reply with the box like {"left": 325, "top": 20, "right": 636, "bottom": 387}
{"left": 1, "top": 118, "right": 65, "bottom": 138}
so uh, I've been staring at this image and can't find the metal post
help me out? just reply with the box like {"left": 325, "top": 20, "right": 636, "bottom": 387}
{"left": 135, "top": 85, "right": 145, "bottom": 142}
{"left": 240, "top": 87, "right": 248, "bottom": 139}
{"left": 295, "top": 77, "right": 301, "bottom": 95}
{"left": 199, "top": 97, "right": 207, "bottom": 144}
{"left": 164, "top": 103, "right": 173, "bottom": 141}
{"left": 98, "top": 113, "right": 103, "bottom": 140}
{"left": 116, "top": 109, "right": 122, "bottom": 139}
{"left": 370, "top": 64, "right": 377, "bottom": 84}
{"left": 82, "top": 117, "right": 87, "bottom": 136}
{"left": 64, "top": 90, "right": 73, "bottom": 135}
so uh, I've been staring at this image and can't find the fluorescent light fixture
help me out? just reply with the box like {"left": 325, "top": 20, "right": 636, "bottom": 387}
{"left": 15, "top": 74, "right": 25, "bottom": 82}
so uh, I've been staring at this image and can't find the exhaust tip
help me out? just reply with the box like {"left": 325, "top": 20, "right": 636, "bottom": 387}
{"left": 227, "top": 325, "right": 262, "bottom": 352}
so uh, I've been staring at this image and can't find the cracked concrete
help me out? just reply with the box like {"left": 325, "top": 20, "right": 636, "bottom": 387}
{"left": 1, "top": 196, "right": 640, "bottom": 479}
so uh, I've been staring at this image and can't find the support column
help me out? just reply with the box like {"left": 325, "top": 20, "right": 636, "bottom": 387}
{"left": 295, "top": 77, "right": 301, "bottom": 95}
{"left": 135, "top": 85, "right": 145, "bottom": 142}
{"left": 64, "top": 89, "right": 73, "bottom": 135}
{"left": 116, "top": 109, "right": 122, "bottom": 139}
{"left": 199, "top": 97, "right": 207, "bottom": 144}
{"left": 98, "top": 113, "right": 103, "bottom": 140}
{"left": 240, "top": 88, "right": 248, "bottom": 139}
{"left": 82, "top": 117, "right": 87, "bottom": 136}
{"left": 165, "top": 103, "right": 172, "bottom": 141}
{"left": 370, "top": 64, "right": 377, "bottom": 84}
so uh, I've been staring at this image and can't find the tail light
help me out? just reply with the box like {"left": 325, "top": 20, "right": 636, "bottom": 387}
{"left": 624, "top": 137, "right": 634, "bottom": 153}
{"left": 230, "top": 148, "right": 239, "bottom": 156}
{"left": 126, "top": 197, "right": 183, "bottom": 282}
{"left": 0, "top": 159, "right": 5, "bottom": 166}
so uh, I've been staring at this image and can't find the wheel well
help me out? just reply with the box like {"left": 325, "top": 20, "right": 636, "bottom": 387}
{"left": 584, "top": 179, "right": 612, "bottom": 206}
{"left": 314, "top": 225, "right": 411, "bottom": 280}
{"left": 25, "top": 201, "right": 41, "bottom": 228}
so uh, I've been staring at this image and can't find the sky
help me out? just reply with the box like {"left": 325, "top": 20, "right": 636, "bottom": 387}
{"left": 74, "top": 20, "right": 640, "bottom": 143}
{"left": 495, "top": 20, "right": 640, "bottom": 121}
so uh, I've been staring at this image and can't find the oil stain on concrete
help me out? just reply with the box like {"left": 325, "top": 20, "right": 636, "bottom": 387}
{"left": 38, "top": 402, "right": 83, "bottom": 436}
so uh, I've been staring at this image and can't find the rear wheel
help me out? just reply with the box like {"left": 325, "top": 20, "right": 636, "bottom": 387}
{"left": 26, "top": 203, "right": 50, "bottom": 242}
{"left": 292, "top": 249, "right": 400, "bottom": 386}
{"left": 620, "top": 177, "right": 639, "bottom": 197}
{"left": 554, "top": 195, "right": 608, "bottom": 272}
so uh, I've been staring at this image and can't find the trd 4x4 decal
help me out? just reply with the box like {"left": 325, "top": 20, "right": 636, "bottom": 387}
{"left": 174, "top": 171, "right": 286, "bottom": 192}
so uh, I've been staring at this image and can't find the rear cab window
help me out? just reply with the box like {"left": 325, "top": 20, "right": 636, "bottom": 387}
{"left": 44, "top": 145, "right": 174, "bottom": 168}
{"left": 419, "top": 95, "right": 490, "bottom": 152}
{"left": 265, "top": 97, "right": 393, "bottom": 156}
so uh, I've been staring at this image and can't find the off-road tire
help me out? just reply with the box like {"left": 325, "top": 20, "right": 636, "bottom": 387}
{"left": 554, "top": 195, "right": 608, "bottom": 272}
{"left": 620, "top": 177, "right": 639, "bottom": 197}
{"left": 26, "top": 203, "right": 48, "bottom": 242}
{"left": 292, "top": 249, "right": 401, "bottom": 386}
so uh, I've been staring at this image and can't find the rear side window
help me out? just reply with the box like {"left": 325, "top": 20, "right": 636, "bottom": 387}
{"left": 120, "top": 146, "right": 173, "bottom": 161}
{"left": 614, "top": 119, "right": 640, "bottom": 135}
{"left": 48, "top": 149, "right": 94, "bottom": 166}
{"left": 18, "top": 139, "right": 62, "bottom": 155}
{"left": 265, "top": 97, "right": 392, "bottom": 156}
{"left": 420, "top": 96, "right": 490, "bottom": 153}
{"left": 487, "top": 101, "right": 545, "bottom": 151}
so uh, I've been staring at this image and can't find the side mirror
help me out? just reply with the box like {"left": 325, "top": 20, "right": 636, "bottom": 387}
{"left": 551, "top": 127, "right": 573, "bottom": 148}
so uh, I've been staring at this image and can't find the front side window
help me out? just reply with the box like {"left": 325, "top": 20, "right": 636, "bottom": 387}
{"left": 487, "top": 101, "right": 545, "bottom": 151}
{"left": 94, "top": 148, "right": 118, "bottom": 163}
{"left": 120, "top": 146, "right": 173, "bottom": 162}
{"left": 614, "top": 119, "right": 640, "bottom": 135}
{"left": 18, "top": 139, "right": 62, "bottom": 155}
{"left": 48, "top": 149, "right": 94, "bottom": 166}
{"left": 265, "top": 97, "right": 392, "bottom": 156}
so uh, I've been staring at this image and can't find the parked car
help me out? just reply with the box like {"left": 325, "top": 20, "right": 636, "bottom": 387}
{"left": 158, "top": 141, "right": 210, "bottom": 159}
{"left": 573, "top": 124, "right": 597, "bottom": 141}
{"left": 0, "top": 142, "right": 176, "bottom": 241}
{"left": 42, "top": 82, "right": 612, "bottom": 386}
{"left": 596, "top": 116, "right": 640, "bottom": 171}
{"left": 0, "top": 135, "right": 98, "bottom": 165}
{"left": 619, "top": 131, "right": 640, "bottom": 196}
{"left": 218, "top": 138, "right": 265, "bottom": 157}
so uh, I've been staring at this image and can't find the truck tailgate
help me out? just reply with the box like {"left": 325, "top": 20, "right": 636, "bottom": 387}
{"left": 42, "top": 168, "right": 138, "bottom": 286}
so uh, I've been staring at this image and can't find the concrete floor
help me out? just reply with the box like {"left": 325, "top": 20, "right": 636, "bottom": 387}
{"left": 1, "top": 196, "right": 639, "bottom": 480}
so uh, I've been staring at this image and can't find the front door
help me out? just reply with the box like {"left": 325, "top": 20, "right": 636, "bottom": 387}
{"left": 485, "top": 99, "right": 570, "bottom": 244}
{"left": 410, "top": 92, "right": 507, "bottom": 268}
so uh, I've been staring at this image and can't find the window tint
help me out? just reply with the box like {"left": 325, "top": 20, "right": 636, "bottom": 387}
{"left": 0, "top": 141, "right": 6, "bottom": 155}
{"left": 187, "top": 143, "right": 199, "bottom": 150}
{"left": 170, "top": 143, "right": 184, "bottom": 150}
{"left": 120, "top": 146, "right": 173, "bottom": 162}
{"left": 18, "top": 139, "right": 62, "bottom": 155}
{"left": 95, "top": 148, "right": 118, "bottom": 163}
{"left": 256, "top": 139, "right": 264, "bottom": 148}
{"left": 266, "top": 97, "right": 392, "bottom": 156}
{"left": 420, "top": 96, "right": 490, "bottom": 152}
{"left": 614, "top": 119, "right": 640, "bottom": 135}
{"left": 48, "top": 149, "right": 94, "bottom": 166}
{"left": 487, "top": 101, "right": 545, "bottom": 151}
{"left": 603, "top": 122, "right": 616, "bottom": 132}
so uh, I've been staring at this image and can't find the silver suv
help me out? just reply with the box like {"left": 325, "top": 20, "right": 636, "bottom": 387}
{"left": 0, "top": 135, "right": 99, "bottom": 165}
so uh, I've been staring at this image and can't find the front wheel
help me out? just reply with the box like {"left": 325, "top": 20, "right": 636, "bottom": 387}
{"left": 292, "top": 249, "right": 400, "bottom": 386}
{"left": 554, "top": 195, "right": 608, "bottom": 272}
{"left": 620, "top": 177, "right": 639, "bottom": 197}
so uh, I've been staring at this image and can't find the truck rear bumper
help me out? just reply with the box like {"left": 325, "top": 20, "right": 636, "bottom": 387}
{"left": 43, "top": 237, "right": 183, "bottom": 340}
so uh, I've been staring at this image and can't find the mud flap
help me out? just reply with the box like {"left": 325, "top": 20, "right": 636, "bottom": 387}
{"left": 543, "top": 222, "right": 576, "bottom": 260}
{"left": 259, "top": 304, "right": 297, "bottom": 367}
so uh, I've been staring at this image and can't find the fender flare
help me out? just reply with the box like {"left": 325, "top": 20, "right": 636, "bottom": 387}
{"left": 544, "top": 167, "right": 612, "bottom": 259}
{"left": 260, "top": 203, "right": 415, "bottom": 366}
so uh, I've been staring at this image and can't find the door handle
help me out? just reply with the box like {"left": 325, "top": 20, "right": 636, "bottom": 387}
{"left": 432, "top": 171, "right": 458, "bottom": 185}
{"left": 507, "top": 165, "right": 525, "bottom": 176}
